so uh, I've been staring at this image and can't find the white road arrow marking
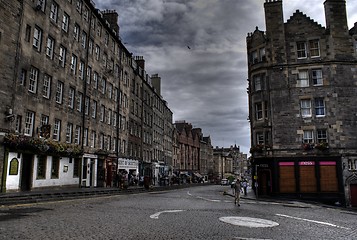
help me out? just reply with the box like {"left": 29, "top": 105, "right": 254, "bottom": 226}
{"left": 150, "top": 210, "right": 185, "bottom": 219}
{"left": 276, "top": 214, "right": 350, "bottom": 230}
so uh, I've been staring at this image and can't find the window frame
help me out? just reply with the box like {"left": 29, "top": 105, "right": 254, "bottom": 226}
{"left": 297, "top": 42, "right": 307, "bottom": 59}
{"left": 300, "top": 99, "right": 312, "bottom": 118}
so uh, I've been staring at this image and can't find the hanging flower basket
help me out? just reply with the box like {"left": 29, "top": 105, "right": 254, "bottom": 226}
{"left": 3, "top": 134, "right": 83, "bottom": 157}
{"left": 302, "top": 143, "right": 314, "bottom": 151}
{"left": 315, "top": 142, "right": 329, "bottom": 151}
{"left": 250, "top": 144, "right": 264, "bottom": 153}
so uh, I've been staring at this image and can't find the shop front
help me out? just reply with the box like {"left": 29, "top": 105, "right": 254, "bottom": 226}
{"left": 253, "top": 157, "right": 344, "bottom": 204}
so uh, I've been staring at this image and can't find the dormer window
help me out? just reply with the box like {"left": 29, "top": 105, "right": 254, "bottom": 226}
{"left": 297, "top": 42, "right": 307, "bottom": 59}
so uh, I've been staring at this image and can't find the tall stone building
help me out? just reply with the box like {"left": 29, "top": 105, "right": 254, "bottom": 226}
{"left": 247, "top": 0, "right": 357, "bottom": 206}
{"left": 0, "top": 0, "right": 173, "bottom": 192}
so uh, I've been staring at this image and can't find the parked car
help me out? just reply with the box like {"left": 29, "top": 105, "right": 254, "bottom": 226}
{"left": 221, "top": 178, "right": 229, "bottom": 185}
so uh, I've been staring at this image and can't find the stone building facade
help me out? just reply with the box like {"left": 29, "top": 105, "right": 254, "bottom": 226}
{"left": 0, "top": 0, "right": 173, "bottom": 192}
{"left": 247, "top": 0, "right": 357, "bottom": 206}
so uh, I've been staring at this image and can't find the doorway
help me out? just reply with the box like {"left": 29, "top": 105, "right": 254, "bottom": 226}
{"left": 20, "top": 154, "right": 33, "bottom": 191}
{"left": 258, "top": 170, "right": 272, "bottom": 196}
{"left": 350, "top": 184, "right": 357, "bottom": 207}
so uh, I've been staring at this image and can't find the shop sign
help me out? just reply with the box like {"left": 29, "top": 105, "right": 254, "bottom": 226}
{"left": 258, "top": 164, "right": 269, "bottom": 168}
{"left": 299, "top": 161, "right": 315, "bottom": 166}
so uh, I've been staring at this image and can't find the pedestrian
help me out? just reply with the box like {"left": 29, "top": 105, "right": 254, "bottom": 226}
{"left": 242, "top": 180, "right": 248, "bottom": 196}
{"left": 234, "top": 177, "right": 241, "bottom": 206}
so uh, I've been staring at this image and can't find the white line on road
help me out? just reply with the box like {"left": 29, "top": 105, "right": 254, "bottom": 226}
{"left": 150, "top": 210, "right": 185, "bottom": 219}
{"left": 276, "top": 214, "right": 350, "bottom": 230}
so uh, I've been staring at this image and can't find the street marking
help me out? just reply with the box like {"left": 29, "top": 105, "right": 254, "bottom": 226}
{"left": 187, "top": 191, "right": 222, "bottom": 202}
{"left": 219, "top": 217, "right": 279, "bottom": 228}
{"left": 233, "top": 238, "right": 272, "bottom": 240}
{"left": 276, "top": 214, "right": 350, "bottom": 230}
{"left": 150, "top": 210, "right": 185, "bottom": 219}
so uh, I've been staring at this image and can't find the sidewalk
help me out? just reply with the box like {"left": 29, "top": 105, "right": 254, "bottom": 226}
{"left": 0, "top": 183, "right": 207, "bottom": 206}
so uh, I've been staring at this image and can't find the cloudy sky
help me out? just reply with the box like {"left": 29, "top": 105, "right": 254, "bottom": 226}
{"left": 95, "top": 0, "right": 357, "bottom": 155}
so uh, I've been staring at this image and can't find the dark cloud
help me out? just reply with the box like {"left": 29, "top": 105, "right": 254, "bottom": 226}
{"left": 95, "top": 0, "right": 357, "bottom": 154}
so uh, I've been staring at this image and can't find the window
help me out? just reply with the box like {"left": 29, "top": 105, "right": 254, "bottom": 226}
{"left": 103, "top": 54, "right": 107, "bottom": 68}
{"left": 86, "top": 66, "right": 91, "bottom": 84}
{"left": 77, "top": 92, "right": 83, "bottom": 112}
{"left": 317, "top": 129, "right": 327, "bottom": 143}
{"left": 91, "top": 131, "right": 96, "bottom": 148}
{"left": 79, "top": 61, "right": 85, "bottom": 79}
{"left": 37, "top": 155, "right": 46, "bottom": 179}
{"left": 36, "top": 0, "right": 46, "bottom": 12}
{"left": 259, "top": 48, "right": 266, "bottom": 61}
{"left": 46, "top": 36, "right": 54, "bottom": 59}
{"left": 88, "top": 39, "right": 94, "bottom": 55}
{"left": 114, "top": 88, "right": 118, "bottom": 102}
{"left": 24, "top": 111, "right": 35, "bottom": 136}
{"left": 312, "top": 69, "right": 323, "bottom": 86}
{"left": 101, "top": 78, "right": 106, "bottom": 94}
{"left": 97, "top": 23, "right": 102, "bottom": 37}
{"left": 255, "top": 102, "right": 263, "bottom": 120}
{"left": 33, "top": 26, "right": 42, "bottom": 51}
{"left": 51, "top": 157, "right": 60, "bottom": 179}
{"left": 309, "top": 40, "right": 320, "bottom": 57}
{"left": 303, "top": 130, "right": 314, "bottom": 143}
{"left": 108, "top": 83, "right": 113, "bottom": 99}
{"left": 42, "top": 74, "right": 51, "bottom": 98}
{"left": 15, "top": 115, "right": 22, "bottom": 133}
{"left": 73, "top": 24, "right": 80, "bottom": 41}
{"left": 95, "top": 45, "right": 100, "bottom": 60}
{"left": 83, "top": 128, "right": 88, "bottom": 146}
{"left": 113, "top": 112, "right": 117, "bottom": 126}
{"left": 68, "top": 87, "right": 75, "bottom": 109}
{"left": 297, "top": 42, "right": 307, "bottom": 59}
{"left": 252, "top": 51, "right": 258, "bottom": 64}
{"left": 76, "top": 0, "right": 82, "bottom": 13}
{"left": 50, "top": 2, "right": 58, "bottom": 22}
{"left": 81, "top": 31, "right": 87, "bottom": 48}
{"left": 20, "top": 69, "right": 27, "bottom": 86}
{"left": 53, "top": 119, "right": 61, "bottom": 141}
{"left": 85, "top": 96, "right": 90, "bottom": 115}
{"left": 91, "top": 16, "right": 96, "bottom": 30}
{"left": 107, "top": 135, "right": 111, "bottom": 151}
{"left": 41, "top": 115, "right": 49, "bottom": 126}
{"left": 66, "top": 123, "right": 73, "bottom": 143}
{"left": 83, "top": 7, "right": 89, "bottom": 21}
{"left": 107, "top": 109, "right": 112, "bottom": 125}
{"left": 59, "top": 45, "right": 66, "bottom": 67}
{"left": 113, "top": 137, "right": 117, "bottom": 152}
{"left": 100, "top": 105, "right": 105, "bottom": 122}
{"left": 100, "top": 133, "right": 104, "bottom": 149}
{"left": 298, "top": 70, "right": 309, "bottom": 87}
{"left": 62, "top": 13, "right": 69, "bottom": 32}
{"left": 29, "top": 67, "right": 39, "bottom": 93}
{"left": 256, "top": 132, "right": 264, "bottom": 145}
{"left": 92, "top": 100, "right": 97, "bottom": 118}
{"left": 253, "top": 75, "right": 261, "bottom": 91}
{"left": 315, "top": 98, "right": 325, "bottom": 116}
{"left": 55, "top": 81, "right": 63, "bottom": 104}
{"left": 300, "top": 99, "right": 311, "bottom": 117}
{"left": 74, "top": 126, "right": 81, "bottom": 144}
{"left": 70, "top": 54, "right": 77, "bottom": 74}
{"left": 25, "top": 25, "right": 31, "bottom": 42}
{"left": 93, "top": 72, "right": 98, "bottom": 89}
